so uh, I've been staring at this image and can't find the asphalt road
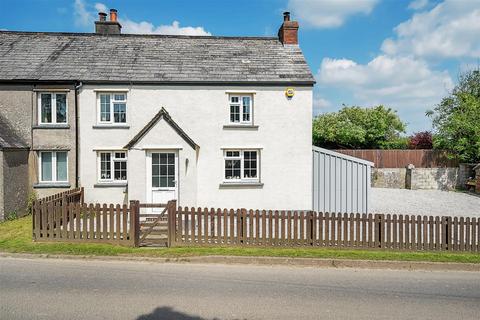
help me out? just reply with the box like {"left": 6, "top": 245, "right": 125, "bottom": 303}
{"left": 1, "top": 257, "right": 479, "bottom": 320}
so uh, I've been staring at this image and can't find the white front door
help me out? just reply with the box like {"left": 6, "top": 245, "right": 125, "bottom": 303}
{"left": 147, "top": 151, "right": 178, "bottom": 211}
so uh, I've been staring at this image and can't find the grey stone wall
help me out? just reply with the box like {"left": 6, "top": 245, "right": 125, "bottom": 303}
{"left": 3, "top": 150, "right": 29, "bottom": 217}
{"left": 408, "top": 167, "right": 459, "bottom": 190}
{"left": 0, "top": 151, "right": 4, "bottom": 221}
{"left": 373, "top": 165, "right": 472, "bottom": 190}
{"left": 372, "top": 168, "right": 406, "bottom": 189}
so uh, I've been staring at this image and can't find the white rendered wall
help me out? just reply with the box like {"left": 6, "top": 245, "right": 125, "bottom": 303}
{"left": 79, "top": 85, "right": 312, "bottom": 210}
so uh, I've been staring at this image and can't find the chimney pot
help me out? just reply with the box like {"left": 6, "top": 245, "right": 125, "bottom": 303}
{"left": 98, "top": 12, "right": 107, "bottom": 22}
{"left": 95, "top": 9, "right": 122, "bottom": 35}
{"left": 283, "top": 12, "right": 291, "bottom": 22}
{"left": 110, "top": 9, "right": 118, "bottom": 22}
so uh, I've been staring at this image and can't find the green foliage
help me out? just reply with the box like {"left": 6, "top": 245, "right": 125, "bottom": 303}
{"left": 5, "top": 211, "right": 18, "bottom": 221}
{"left": 381, "top": 136, "right": 409, "bottom": 150}
{"left": 26, "top": 191, "right": 38, "bottom": 216}
{"left": 312, "top": 105, "right": 407, "bottom": 149}
{"left": 428, "top": 70, "right": 480, "bottom": 162}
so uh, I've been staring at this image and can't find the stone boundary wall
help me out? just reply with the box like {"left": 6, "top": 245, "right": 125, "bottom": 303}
{"left": 372, "top": 164, "right": 475, "bottom": 190}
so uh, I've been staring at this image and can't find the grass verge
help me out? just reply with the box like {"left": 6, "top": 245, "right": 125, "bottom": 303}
{"left": 1, "top": 216, "right": 479, "bottom": 263}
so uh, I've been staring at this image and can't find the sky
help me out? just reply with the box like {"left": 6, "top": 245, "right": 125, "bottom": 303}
{"left": 1, "top": 0, "right": 479, "bottom": 133}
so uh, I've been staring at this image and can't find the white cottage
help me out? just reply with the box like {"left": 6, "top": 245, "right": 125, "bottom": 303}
{"left": 76, "top": 11, "right": 315, "bottom": 210}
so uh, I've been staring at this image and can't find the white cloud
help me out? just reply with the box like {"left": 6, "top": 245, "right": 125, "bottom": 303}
{"left": 317, "top": 55, "right": 454, "bottom": 129}
{"left": 74, "top": 0, "right": 94, "bottom": 27}
{"left": 73, "top": 0, "right": 210, "bottom": 36}
{"left": 382, "top": 0, "right": 480, "bottom": 58}
{"left": 313, "top": 96, "right": 332, "bottom": 115}
{"left": 121, "top": 19, "right": 211, "bottom": 36}
{"left": 287, "top": 0, "right": 379, "bottom": 28}
{"left": 94, "top": 3, "right": 107, "bottom": 13}
{"left": 408, "top": 0, "right": 429, "bottom": 10}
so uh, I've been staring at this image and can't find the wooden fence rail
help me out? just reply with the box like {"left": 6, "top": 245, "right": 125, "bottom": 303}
{"left": 33, "top": 200, "right": 139, "bottom": 246}
{"left": 36, "top": 187, "right": 84, "bottom": 205}
{"left": 171, "top": 207, "right": 479, "bottom": 252}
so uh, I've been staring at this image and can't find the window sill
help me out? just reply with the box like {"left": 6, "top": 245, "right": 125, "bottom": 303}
{"left": 33, "top": 124, "right": 70, "bottom": 129}
{"left": 219, "top": 182, "right": 264, "bottom": 189}
{"left": 94, "top": 182, "right": 128, "bottom": 188}
{"left": 92, "top": 125, "right": 130, "bottom": 129}
{"left": 33, "top": 183, "right": 71, "bottom": 189}
{"left": 223, "top": 124, "right": 259, "bottom": 130}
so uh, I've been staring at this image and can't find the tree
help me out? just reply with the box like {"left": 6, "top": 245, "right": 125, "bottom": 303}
{"left": 408, "top": 131, "right": 433, "bottom": 149}
{"left": 312, "top": 105, "right": 407, "bottom": 149}
{"left": 427, "top": 70, "right": 480, "bottom": 162}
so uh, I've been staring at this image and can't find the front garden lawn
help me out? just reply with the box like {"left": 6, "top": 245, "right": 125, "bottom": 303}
{"left": 1, "top": 216, "right": 479, "bottom": 263}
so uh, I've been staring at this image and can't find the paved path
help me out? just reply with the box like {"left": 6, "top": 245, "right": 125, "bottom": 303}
{"left": 1, "top": 257, "right": 479, "bottom": 320}
{"left": 371, "top": 188, "right": 480, "bottom": 217}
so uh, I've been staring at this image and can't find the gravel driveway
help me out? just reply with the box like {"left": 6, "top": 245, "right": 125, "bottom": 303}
{"left": 370, "top": 188, "right": 480, "bottom": 217}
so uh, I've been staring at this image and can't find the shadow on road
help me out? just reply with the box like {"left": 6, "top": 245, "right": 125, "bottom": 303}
{"left": 137, "top": 306, "right": 205, "bottom": 320}
{"left": 137, "top": 306, "right": 247, "bottom": 320}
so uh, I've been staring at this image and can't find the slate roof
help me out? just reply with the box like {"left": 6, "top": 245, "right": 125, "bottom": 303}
{"left": 0, "top": 31, "right": 315, "bottom": 84}
{"left": 0, "top": 115, "right": 28, "bottom": 150}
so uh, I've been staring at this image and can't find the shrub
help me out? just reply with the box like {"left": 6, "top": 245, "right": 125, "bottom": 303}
{"left": 408, "top": 131, "right": 433, "bottom": 149}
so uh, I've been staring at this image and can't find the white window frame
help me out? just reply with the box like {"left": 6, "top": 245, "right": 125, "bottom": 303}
{"left": 38, "top": 151, "right": 69, "bottom": 183}
{"left": 97, "top": 151, "right": 128, "bottom": 183}
{"left": 97, "top": 93, "right": 127, "bottom": 124}
{"left": 223, "top": 149, "right": 260, "bottom": 183}
{"left": 38, "top": 92, "right": 68, "bottom": 125}
{"left": 228, "top": 95, "right": 253, "bottom": 125}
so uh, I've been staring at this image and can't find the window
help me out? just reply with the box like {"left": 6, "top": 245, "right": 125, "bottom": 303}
{"left": 98, "top": 151, "right": 127, "bottom": 182}
{"left": 229, "top": 95, "right": 252, "bottom": 124}
{"left": 98, "top": 93, "right": 127, "bottom": 124}
{"left": 38, "top": 93, "right": 67, "bottom": 124}
{"left": 152, "top": 153, "right": 176, "bottom": 188}
{"left": 39, "top": 151, "right": 68, "bottom": 183}
{"left": 224, "top": 150, "right": 259, "bottom": 182}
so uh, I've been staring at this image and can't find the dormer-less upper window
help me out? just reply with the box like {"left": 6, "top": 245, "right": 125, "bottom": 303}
{"left": 38, "top": 93, "right": 67, "bottom": 125}
{"left": 229, "top": 95, "right": 252, "bottom": 125}
{"left": 98, "top": 93, "right": 127, "bottom": 124}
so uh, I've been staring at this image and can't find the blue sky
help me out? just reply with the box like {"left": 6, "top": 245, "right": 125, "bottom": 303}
{"left": 1, "top": 0, "right": 479, "bottom": 133}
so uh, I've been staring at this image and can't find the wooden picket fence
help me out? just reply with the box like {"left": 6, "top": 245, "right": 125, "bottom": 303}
{"left": 32, "top": 189, "right": 479, "bottom": 251}
{"left": 170, "top": 208, "right": 480, "bottom": 252}
{"left": 32, "top": 194, "right": 140, "bottom": 246}
{"left": 36, "top": 187, "right": 84, "bottom": 205}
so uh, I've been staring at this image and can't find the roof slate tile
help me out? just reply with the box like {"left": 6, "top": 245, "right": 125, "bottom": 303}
{"left": 0, "top": 31, "right": 314, "bottom": 84}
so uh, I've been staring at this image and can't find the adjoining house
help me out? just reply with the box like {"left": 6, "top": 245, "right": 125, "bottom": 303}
{"left": 0, "top": 10, "right": 317, "bottom": 212}
{"left": 0, "top": 82, "right": 78, "bottom": 221}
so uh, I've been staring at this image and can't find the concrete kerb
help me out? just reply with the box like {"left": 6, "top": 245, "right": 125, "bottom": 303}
{"left": 0, "top": 252, "right": 478, "bottom": 272}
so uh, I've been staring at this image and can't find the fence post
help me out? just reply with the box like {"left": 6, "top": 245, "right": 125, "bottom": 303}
{"left": 442, "top": 216, "right": 450, "bottom": 251}
{"left": 32, "top": 201, "right": 37, "bottom": 240}
{"left": 80, "top": 187, "right": 85, "bottom": 205}
{"left": 375, "top": 214, "right": 384, "bottom": 248}
{"left": 308, "top": 211, "right": 314, "bottom": 246}
{"left": 167, "top": 200, "right": 177, "bottom": 247}
{"left": 129, "top": 200, "right": 139, "bottom": 247}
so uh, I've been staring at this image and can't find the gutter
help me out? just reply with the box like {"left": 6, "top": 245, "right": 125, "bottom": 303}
{"left": 0, "top": 79, "right": 316, "bottom": 86}
{"left": 74, "top": 81, "right": 83, "bottom": 188}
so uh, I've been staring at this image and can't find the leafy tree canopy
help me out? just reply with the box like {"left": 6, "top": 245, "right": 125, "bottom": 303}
{"left": 427, "top": 70, "right": 480, "bottom": 163}
{"left": 313, "top": 105, "right": 406, "bottom": 149}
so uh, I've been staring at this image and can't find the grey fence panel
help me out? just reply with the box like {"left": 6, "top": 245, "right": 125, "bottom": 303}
{"left": 313, "top": 146, "right": 373, "bottom": 214}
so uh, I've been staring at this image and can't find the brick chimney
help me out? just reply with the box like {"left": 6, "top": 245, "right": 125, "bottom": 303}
{"left": 95, "top": 9, "right": 122, "bottom": 35}
{"left": 278, "top": 12, "right": 299, "bottom": 45}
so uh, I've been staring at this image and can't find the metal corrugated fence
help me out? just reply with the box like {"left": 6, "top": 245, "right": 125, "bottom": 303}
{"left": 313, "top": 146, "right": 374, "bottom": 214}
